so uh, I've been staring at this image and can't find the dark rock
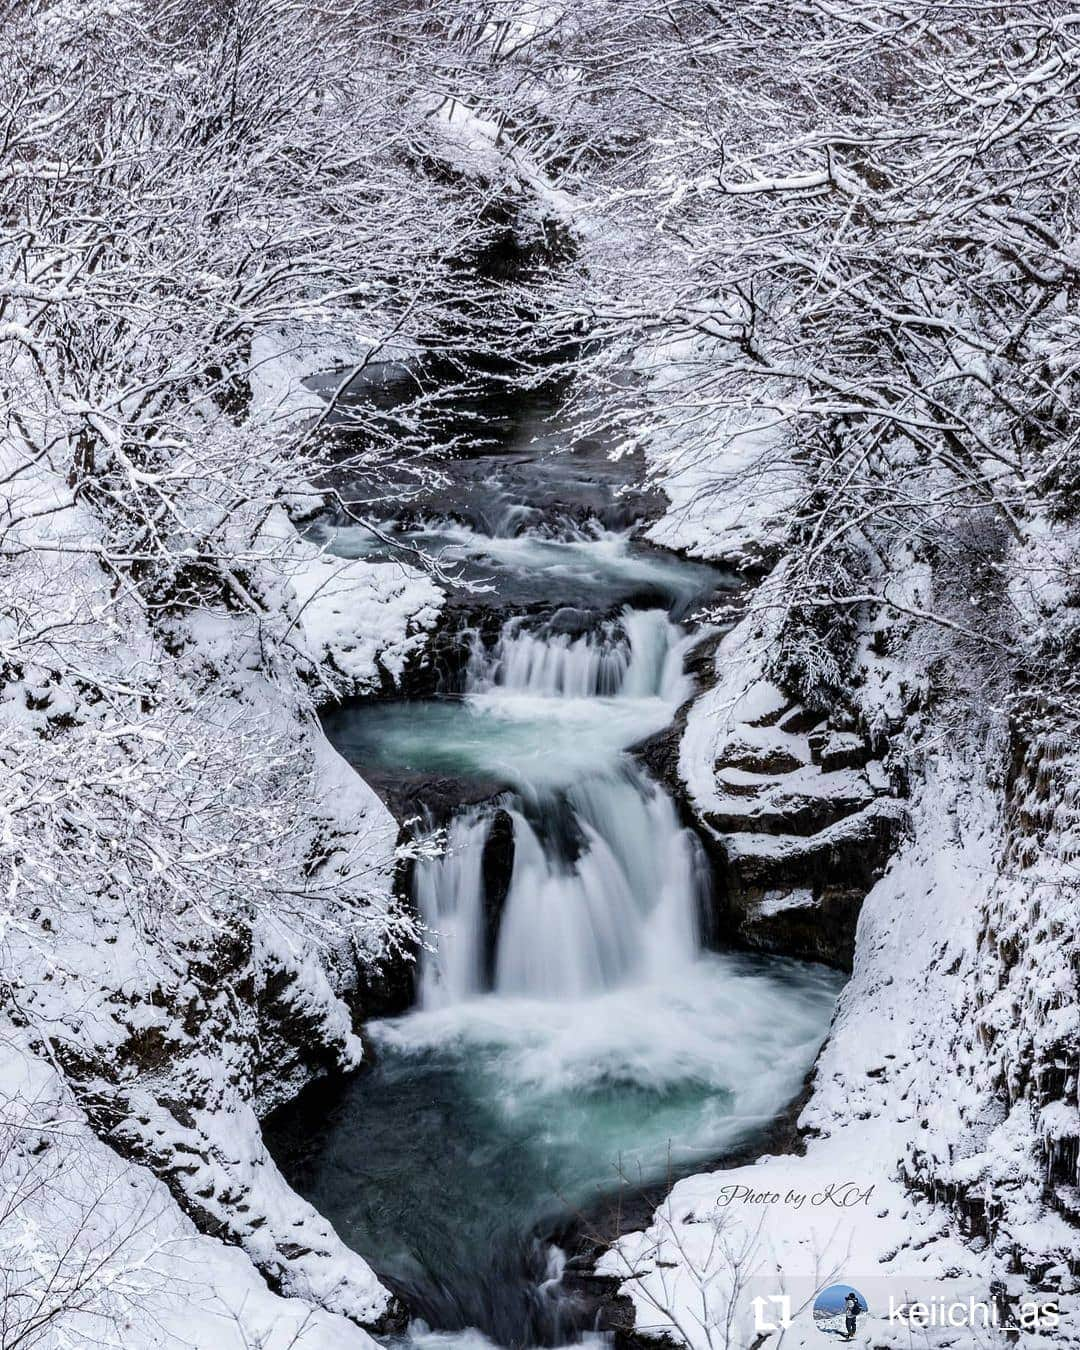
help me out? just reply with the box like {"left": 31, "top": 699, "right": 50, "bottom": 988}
{"left": 810, "top": 729, "right": 873, "bottom": 772}
{"left": 777, "top": 705, "right": 827, "bottom": 735}
{"left": 255, "top": 959, "right": 353, "bottom": 1109}
{"left": 366, "top": 1293, "right": 410, "bottom": 1336}
{"left": 631, "top": 719, "right": 682, "bottom": 785}
{"left": 346, "top": 939, "right": 419, "bottom": 1021}
{"left": 703, "top": 775, "right": 875, "bottom": 837}
{"left": 738, "top": 885, "right": 866, "bottom": 968}
{"left": 362, "top": 768, "right": 511, "bottom": 825}
{"left": 747, "top": 698, "right": 790, "bottom": 728}
{"left": 480, "top": 808, "right": 515, "bottom": 983}
{"left": 714, "top": 800, "right": 908, "bottom": 970}
{"left": 717, "top": 740, "right": 807, "bottom": 775}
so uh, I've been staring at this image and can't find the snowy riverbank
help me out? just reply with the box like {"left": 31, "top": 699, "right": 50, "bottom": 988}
{"left": 0, "top": 329, "right": 444, "bottom": 1343}
{"left": 589, "top": 354, "right": 1080, "bottom": 1346}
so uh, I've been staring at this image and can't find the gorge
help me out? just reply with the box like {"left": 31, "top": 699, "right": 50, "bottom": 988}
{"left": 265, "top": 376, "right": 844, "bottom": 1348}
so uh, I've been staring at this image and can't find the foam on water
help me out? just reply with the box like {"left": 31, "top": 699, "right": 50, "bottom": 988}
{"left": 378, "top": 954, "right": 842, "bottom": 1158}
{"left": 311, "top": 517, "right": 728, "bottom": 616}
{"left": 267, "top": 950, "right": 842, "bottom": 1346}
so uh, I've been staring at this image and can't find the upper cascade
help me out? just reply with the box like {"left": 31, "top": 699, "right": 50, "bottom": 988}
{"left": 465, "top": 607, "right": 694, "bottom": 704}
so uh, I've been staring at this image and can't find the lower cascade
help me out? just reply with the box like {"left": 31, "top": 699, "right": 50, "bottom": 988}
{"left": 415, "top": 765, "right": 708, "bottom": 1007}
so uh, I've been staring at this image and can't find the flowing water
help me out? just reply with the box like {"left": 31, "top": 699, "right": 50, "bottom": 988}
{"left": 266, "top": 376, "right": 843, "bottom": 1350}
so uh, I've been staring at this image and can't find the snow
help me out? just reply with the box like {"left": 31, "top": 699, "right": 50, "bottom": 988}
{"left": 756, "top": 887, "right": 814, "bottom": 917}
{"left": 628, "top": 332, "right": 804, "bottom": 566}
{"left": 0, "top": 1029, "right": 380, "bottom": 1350}
{"left": 0, "top": 328, "right": 427, "bottom": 1341}
{"left": 606, "top": 519, "right": 1078, "bottom": 1343}
{"left": 709, "top": 763, "right": 875, "bottom": 821}
{"left": 598, "top": 761, "right": 1007, "bottom": 1349}
{"left": 260, "top": 506, "right": 443, "bottom": 696}
{"left": 423, "top": 95, "right": 577, "bottom": 223}
{"left": 678, "top": 567, "right": 794, "bottom": 818}
{"left": 646, "top": 418, "right": 800, "bottom": 564}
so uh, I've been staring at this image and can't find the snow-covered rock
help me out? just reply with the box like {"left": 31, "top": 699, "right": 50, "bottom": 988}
{"left": 608, "top": 388, "right": 1079, "bottom": 1344}
{"left": 260, "top": 505, "right": 443, "bottom": 697}
{"left": 0, "top": 1029, "right": 381, "bottom": 1350}
{"left": 0, "top": 376, "right": 423, "bottom": 1336}
{"left": 675, "top": 579, "right": 902, "bottom": 967}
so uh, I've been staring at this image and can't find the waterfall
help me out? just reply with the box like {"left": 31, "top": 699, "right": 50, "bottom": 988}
{"left": 414, "top": 808, "right": 492, "bottom": 1008}
{"left": 493, "top": 766, "right": 705, "bottom": 998}
{"left": 413, "top": 607, "right": 708, "bottom": 1007}
{"left": 465, "top": 607, "right": 692, "bottom": 703}
{"left": 415, "top": 766, "right": 706, "bottom": 1007}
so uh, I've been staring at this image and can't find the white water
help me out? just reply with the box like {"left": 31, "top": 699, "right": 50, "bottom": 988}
{"left": 465, "top": 608, "right": 691, "bottom": 703}
{"left": 279, "top": 395, "right": 842, "bottom": 1350}
{"left": 415, "top": 808, "right": 492, "bottom": 1009}
{"left": 379, "top": 954, "right": 843, "bottom": 1160}
{"left": 312, "top": 517, "right": 730, "bottom": 615}
{"left": 416, "top": 766, "right": 706, "bottom": 1009}
{"left": 494, "top": 770, "right": 703, "bottom": 999}
{"left": 414, "top": 609, "right": 707, "bottom": 1009}
{"left": 327, "top": 608, "right": 699, "bottom": 791}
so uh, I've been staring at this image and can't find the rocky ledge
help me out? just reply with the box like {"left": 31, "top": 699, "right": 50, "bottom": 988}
{"left": 704, "top": 689, "right": 907, "bottom": 969}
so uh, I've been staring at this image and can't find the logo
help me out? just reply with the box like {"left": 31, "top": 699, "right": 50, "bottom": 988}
{"left": 812, "top": 1284, "right": 868, "bottom": 1340}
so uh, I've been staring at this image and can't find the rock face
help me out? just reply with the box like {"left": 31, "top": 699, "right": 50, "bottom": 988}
{"left": 677, "top": 608, "right": 907, "bottom": 971}
{"left": 706, "top": 704, "right": 905, "bottom": 968}
{"left": 48, "top": 918, "right": 407, "bottom": 1335}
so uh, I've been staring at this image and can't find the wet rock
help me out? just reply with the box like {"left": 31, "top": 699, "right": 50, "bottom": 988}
{"left": 366, "top": 1293, "right": 410, "bottom": 1335}
{"left": 716, "top": 799, "right": 908, "bottom": 969}
{"left": 736, "top": 886, "right": 865, "bottom": 968}
{"left": 255, "top": 956, "right": 358, "bottom": 1112}
{"left": 346, "top": 935, "right": 419, "bottom": 1021}
{"left": 362, "top": 767, "right": 511, "bottom": 825}
{"left": 481, "top": 808, "right": 515, "bottom": 983}
{"left": 717, "top": 737, "right": 807, "bottom": 775}
{"left": 777, "top": 705, "right": 827, "bottom": 735}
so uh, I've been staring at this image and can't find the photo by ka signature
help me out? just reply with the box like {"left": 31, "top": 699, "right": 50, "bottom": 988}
{"left": 716, "top": 1180, "right": 874, "bottom": 1211}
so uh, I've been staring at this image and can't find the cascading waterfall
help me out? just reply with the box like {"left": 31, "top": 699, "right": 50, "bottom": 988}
{"left": 494, "top": 768, "right": 705, "bottom": 998}
{"left": 414, "top": 609, "right": 708, "bottom": 1009}
{"left": 465, "top": 606, "right": 693, "bottom": 703}
{"left": 413, "top": 808, "right": 492, "bottom": 1008}
{"left": 268, "top": 386, "right": 846, "bottom": 1350}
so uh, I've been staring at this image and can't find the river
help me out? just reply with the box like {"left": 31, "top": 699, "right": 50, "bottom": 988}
{"left": 264, "top": 373, "right": 842, "bottom": 1350}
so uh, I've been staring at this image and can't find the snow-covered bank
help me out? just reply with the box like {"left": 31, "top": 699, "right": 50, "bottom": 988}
{"left": 0, "top": 1030, "right": 381, "bottom": 1350}
{"left": 593, "top": 379, "right": 1080, "bottom": 1343}
{"left": 0, "top": 415, "right": 434, "bottom": 1338}
{"left": 597, "top": 762, "right": 1006, "bottom": 1347}
{"left": 673, "top": 566, "right": 904, "bottom": 967}
{"left": 601, "top": 586, "right": 1078, "bottom": 1340}
{"left": 261, "top": 505, "right": 442, "bottom": 698}
{"left": 0, "top": 5, "right": 595, "bottom": 1343}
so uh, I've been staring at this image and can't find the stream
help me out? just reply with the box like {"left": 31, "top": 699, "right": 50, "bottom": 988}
{"left": 265, "top": 374, "right": 843, "bottom": 1350}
